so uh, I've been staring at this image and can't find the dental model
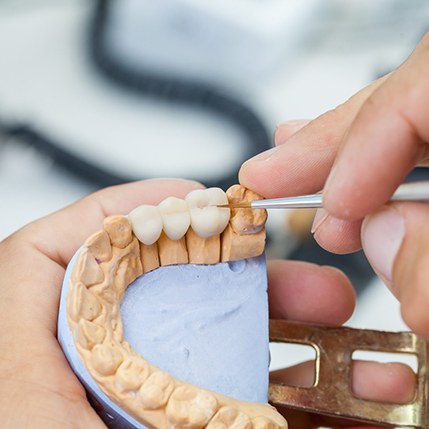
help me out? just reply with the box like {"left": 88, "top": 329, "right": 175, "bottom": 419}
{"left": 62, "top": 185, "right": 287, "bottom": 429}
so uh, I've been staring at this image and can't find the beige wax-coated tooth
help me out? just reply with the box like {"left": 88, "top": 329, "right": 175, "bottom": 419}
{"left": 71, "top": 248, "right": 104, "bottom": 286}
{"left": 206, "top": 406, "right": 252, "bottom": 429}
{"left": 111, "top": 314, "right": 124, "bottom": 343}
{"left": 99, "top": 287, "right": 118, "bottom": 305}
{"left": 221, "top": 224, "right": 266, "bottom": 262}
{"left": 75, "top": 319, "right": 106, "bottom": 350}
{"left": 226, "top": 185, "right": 267, "bottom": 235}
{"left": 166, "top": 385, "right": 218, "bottom": 429}
{"left": 139, "top": 371, "right": 175, "bottom": 410}
{"left": 210, "top": 397, "right": 286, "bottom": 429}
{"left": 84, "top": 230, "right": 112, "bottom": 262}
{"left": 112, "top": 239, "right": 142, "bottom": 297}
{"left": 104, "top": 215, "right": 133, "bottom": 249}
{"left": 67, "top": 281, "right": 102, "bottom": 322}
{"left": 158, "top": 232, "right": 188, "bottom": 267}
{"left": 140, "top": 242, "right": 160, "bottom": 273}
{"left": 90, "top": 342, "right": 124, "bottom": 376}
{"left": 186, "top": 229, "right": 220, "bottom": 265}
{"left": 115, "top": 357, "right": 151, "bottom": 392}
{"left": 66, "top": 283, "right": 80, "bottom": 324}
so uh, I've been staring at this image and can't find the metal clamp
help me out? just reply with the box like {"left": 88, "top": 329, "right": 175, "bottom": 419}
{"left": 269, "top": 320, "right": 428, "bottom": 427}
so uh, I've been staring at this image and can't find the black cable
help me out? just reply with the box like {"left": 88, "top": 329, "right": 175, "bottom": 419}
{"left": 0, "top": 0, "right": 272, "bottom": 190}
{"left": 88, "top": 0, "right": 272, "bottom": 190}
{"left": 1, "top": 122, "right": 128, "bottom": 187}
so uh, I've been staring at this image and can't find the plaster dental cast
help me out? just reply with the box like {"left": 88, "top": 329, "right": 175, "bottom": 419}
{"left": 62, "top": 185, "right": 283, "bottom": 429}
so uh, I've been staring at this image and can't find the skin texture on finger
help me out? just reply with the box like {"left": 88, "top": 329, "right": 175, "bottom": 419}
{"left": 267, "top": 260, "right": 356, "bottom": 325}
{"left": 239, "top": 76, "right": 388, "bottom": 199}
{"left": 362, "top": 201, "right": 429, "bottom": 340}
{"left": 274, "top": 120, "right": 310, "bottom": 146}
{"left": 0, "top": 303, "right": 105, "bottom": 428}
{"left": 324, "top": 33, "right": 429, "bottom": 220}
{"left": 271, "top": 362, "right": 315, "bottom": 388}
{"left": 312, "top": 210, "right": 363, "bottom": 254}
{"left": 1, "top": 377, "right": 106, "bottom": 429}
{"left": 351, "top": 360, "right": 415, "bottom": 404}
{"left": 270, "top": 360, "right": 415, "bottom": 428}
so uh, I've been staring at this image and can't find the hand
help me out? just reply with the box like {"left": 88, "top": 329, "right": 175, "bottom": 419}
{"left": 239, "top": 32, "right": 429, "bottom": 341}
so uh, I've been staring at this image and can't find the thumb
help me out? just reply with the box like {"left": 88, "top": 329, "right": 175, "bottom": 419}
{"left": 361, "top": 202, "right": 429, "bottom": 339}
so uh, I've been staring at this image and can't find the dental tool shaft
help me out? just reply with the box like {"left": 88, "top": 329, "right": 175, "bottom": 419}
{"left": 220, "top": 181, "right": 429, "bottom": 209}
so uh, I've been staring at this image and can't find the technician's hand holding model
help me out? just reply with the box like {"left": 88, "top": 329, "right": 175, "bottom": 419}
{"left": 1, "top": 33, "right": 429, "bottom": 429}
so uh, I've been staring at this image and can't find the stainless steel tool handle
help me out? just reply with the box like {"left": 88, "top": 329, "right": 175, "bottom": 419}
{"left": 392, "top": 181, "right": 429, "bottom": 202}
{"left": 251, "top": 180, "right": 429, "bottom": 209}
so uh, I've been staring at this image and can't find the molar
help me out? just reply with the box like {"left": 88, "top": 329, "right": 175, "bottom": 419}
{"left": 115, "top": 357, "right": 150, "bottom": 392}
{"left": 207, "top": 407, "right": 251, "bottom": 429}
{"left": 103, "top": 215, "right": 133, "bottom": 249}
{"left": 67, "top": 281, "right": 101, "bottom": 322}
{"left": 166, "top": 385, "right": 218, "bottom": 429}
{"left": 90, "top": 342, "right": 124, "bottom": 376}
{"left": 129, "top": 205, "right": 163, "bottom": 245}
{"left": 185, "top": 188, "right": 230, "bottom": 238}
{"left": 158, "top": 197, "right": 191, "bottom": 240}
{"left": 139, "top": 372, "right": 175, "bottom": 410}
{"left": 226, "top": 185, "right": 267, "bottom": 234}
{"left": 75, "top": 319, "right": 106, "bottom": 350}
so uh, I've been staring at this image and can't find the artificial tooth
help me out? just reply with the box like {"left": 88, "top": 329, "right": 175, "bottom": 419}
{"left": 158, "top": 197, "right": 191, "bottom": 240}
{"left": 128, "top": 205, "right": 163, "bottom": 245}
{"left": 185, "top": 188, "right": 230, "bottom": 238}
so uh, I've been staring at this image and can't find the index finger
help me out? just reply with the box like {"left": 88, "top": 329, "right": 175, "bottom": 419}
{"left": 324, "top": 33, "right": 429, "bottom": 220}
{"left": 238, "top": 76, "right": 387, "bottom": 199}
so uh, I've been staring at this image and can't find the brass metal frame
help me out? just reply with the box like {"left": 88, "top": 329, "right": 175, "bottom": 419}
{"left": 269, "top": 320, "right": 428, "bottom": 428}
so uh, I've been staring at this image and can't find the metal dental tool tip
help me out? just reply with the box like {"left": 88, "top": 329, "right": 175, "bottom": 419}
{"left": 219, "top": 181, "right": 429, "bottom": 210}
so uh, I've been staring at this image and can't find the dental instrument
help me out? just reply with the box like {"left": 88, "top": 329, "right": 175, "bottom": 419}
{"left": 219, "top": 181, "right": 429, "bottom": 209}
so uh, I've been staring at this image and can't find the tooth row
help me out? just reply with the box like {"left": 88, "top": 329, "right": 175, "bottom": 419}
{"left": 66, "top": 186, "right": 280, "bottom": 429}
{"left": 129, "top": 188, "right": 230, "bottom": 245}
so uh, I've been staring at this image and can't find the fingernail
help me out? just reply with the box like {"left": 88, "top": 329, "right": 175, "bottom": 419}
{"left": 244, "top": 146, "right": 279, "bottom": 163}
{"left": 311, "top": 208, "right": 329, "bottom": 234}
{"left": 361, "top": 207, "right": 405, "bottom": 283}
{"left": 274, "top": 119, "right": 309, "bottom": 145}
